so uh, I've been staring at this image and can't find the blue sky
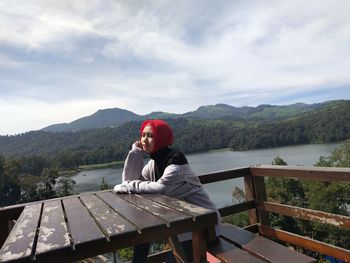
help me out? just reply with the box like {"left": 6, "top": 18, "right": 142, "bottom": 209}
{"left": 0, "top": 0, "right": 349, "bottom": 135}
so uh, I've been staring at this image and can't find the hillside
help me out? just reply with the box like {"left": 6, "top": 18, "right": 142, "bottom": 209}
{"left": 0, "top": 100, "right": 349, "bottom": 171}
{"left": 40, "top": 102, "right": 327, "bottom": 132}
{"left": 42, "top": 108, "right": 143, "bottom": 132}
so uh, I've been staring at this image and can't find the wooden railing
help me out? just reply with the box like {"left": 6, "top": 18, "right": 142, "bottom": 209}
{"left": 199, "top": 165, "right": 350, "bottom": 262}
{"left": 1, "top": 165, "right": 349, "bottom": 262}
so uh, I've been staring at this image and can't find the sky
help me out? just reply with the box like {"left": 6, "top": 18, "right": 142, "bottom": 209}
{"left": 0, "top": 0, "right": 349, "bottom": 135}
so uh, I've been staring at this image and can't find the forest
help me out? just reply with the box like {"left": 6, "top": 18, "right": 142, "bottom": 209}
{"left": 0, "top": 100, "right": 349, "bottom": 173}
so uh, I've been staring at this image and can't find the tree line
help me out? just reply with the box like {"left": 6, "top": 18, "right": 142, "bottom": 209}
{"left": 0, "top": 155, "right": 77, "bottom": 206}
{"left": 0, "top": 100, "right": 349, "bottom": 173}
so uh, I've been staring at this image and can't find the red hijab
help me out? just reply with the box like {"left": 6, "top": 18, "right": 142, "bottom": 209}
{"left": 140, "top": 119, "right": 174, "bottom": 153}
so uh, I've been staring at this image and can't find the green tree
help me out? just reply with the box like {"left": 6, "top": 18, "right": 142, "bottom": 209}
{"left": 232, "top": 186, "right": 245, "bottom": 204}
{"left": 116, "top": 247, "right": 133, "bottom": 262}
{"left": 265, "top": 142, "right": 350, "bottom": 257}
{"left": 316, "top": 140, "right": 350, "bottom": 168}
{"left": 266, "top": 156, "right": 306, "bottom": 235}
{"left": 272, "top": 156, "right": 287, "bottom": 165}
{"left": 0, "top": 155, "right": 21, "bottom": 206}
{"left": 223, "top": 186, "right": 249, "bottom": 227}
{"left": 37, "top": 168, "right": 58, "bottom": 200}
{"left": 267, "top": 156, "right": 305, "bottom": 206}
{"left": 56, "top": 175, "right": 76, "bottom": 197}
{"left": 100, "top": 177, "right": 109, "bottom": 190}
{"left": 20, "top": 176, "right": 41, "bottom": 203}
{"left": 302, "top": 140, "right": 350, "bottom": 250}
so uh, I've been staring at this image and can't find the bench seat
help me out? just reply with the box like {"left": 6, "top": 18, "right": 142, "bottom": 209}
{"left": 208, "top": 224, "right": 316, "bottom": 263}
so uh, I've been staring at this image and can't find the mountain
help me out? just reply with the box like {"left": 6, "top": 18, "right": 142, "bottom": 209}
{"left": 42, "top": 108, "right": 143, "bottom": 132}
{"left": 1, "top": 100, "right": 349, "bottom": 167}
{"left": 144, "top": 111, "right": 180, "bottom": 119}
{"left": 41, "top": 101, "right": 329, "bottom": 132}
{"left": 181, "top": 103, "right": 320, "bottom": 120}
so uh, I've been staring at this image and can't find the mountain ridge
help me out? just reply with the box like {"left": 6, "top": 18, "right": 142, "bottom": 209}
{"left": 1, "top": 100, "right": 349, "bottom": 165}
{"left": 41, "top": 101, "right": 329, "bottom": 132}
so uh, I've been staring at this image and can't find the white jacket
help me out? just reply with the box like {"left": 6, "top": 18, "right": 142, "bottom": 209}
{"left": 114, "top": 143, "right": 221, "bottom": 236}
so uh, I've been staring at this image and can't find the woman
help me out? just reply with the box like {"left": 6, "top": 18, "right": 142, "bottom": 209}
{"left": 113, "top": 119, "right": 220, "bottom": 262}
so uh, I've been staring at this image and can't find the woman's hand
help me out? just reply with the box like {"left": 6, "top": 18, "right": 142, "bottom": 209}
{"left": 113, "top": 183, "right": 129, "bottom": 193}
{"left": 135, "top": 140, "right": 142, "bottom": 149}
{"left": 131, "top": 140, "right": 143, "bottom": 152}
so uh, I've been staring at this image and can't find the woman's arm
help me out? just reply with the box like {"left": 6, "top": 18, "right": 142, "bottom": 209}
{"left": 114, "top": 179, "right": 167, "bottom": 194}
{"left": 122, "top": 141, "right": 145, "bottom": 181}
{"left": 115, "top": 165, "right": 188, "bottom": 196}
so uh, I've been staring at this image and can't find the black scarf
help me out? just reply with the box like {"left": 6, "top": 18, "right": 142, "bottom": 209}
{"left": 150, "top": 147, "right": 188, "bottom": 180}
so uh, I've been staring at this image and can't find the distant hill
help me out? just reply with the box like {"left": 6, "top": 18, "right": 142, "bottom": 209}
{"left": 42, "top": 108, "right": 143, "bottom": 132}
{"left": 41, "top": 102, "right": 327, "bottom": 132}
{"left": 182, "top": 102, "right": 322, "bottom": 120}
{"left": 1, "top": 100, "right": 349, "bottom": 169}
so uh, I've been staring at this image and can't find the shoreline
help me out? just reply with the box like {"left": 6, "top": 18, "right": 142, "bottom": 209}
{"left": 79, "top": 160, "right": 125, "bottom": 171}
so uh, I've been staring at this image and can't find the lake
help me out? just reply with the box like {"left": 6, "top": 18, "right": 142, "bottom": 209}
{"left": 72, "top": 143, "right": 340, "bottom": 208}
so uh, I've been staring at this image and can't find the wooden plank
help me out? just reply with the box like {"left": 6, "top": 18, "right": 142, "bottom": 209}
{"left": 217, "top": 247, "right": 266, "bottom": 263}
{"left": 142, "top": 194, "right": 214, "bottom": 218}
{"left": 96, "top": 192, "right": 165, "bottom": 230}
{"left": 250, "top": 165, "right": 350, "bottom": 182}
{"left": 142, "top": 194, "right": 218, "bottom": 242}
{"left": 0, "top": 203, "right": 42, "bottom": 262}
{"left": 198, "top": 168, "right": 250, "bottom": 184}
{"left": 220, "top": 224, "right": 315, "bottom": 263}
{"left": 243, "top": 224, "right": 259, "bottom": 234}
{"left": 35, "top": 200, "right": 70, "bottom": 258}
{"left": 62, "top": 197, "right": 105, "bottom": 246}
{"left": 256, "top": 201, "right": 350, "bottom": 229}
{"left": 208, "top": 237, "right": 235, "bottom": 256}
{"left": 80, "top": 194, "right": 137, "bottom": 237}
{"left": 208, "top": 237, "right": 264, "bottom": 263}
{"left": 119, "top": 194, "right": 192, "bottom": 225}
{"left": 259, "top": 224, "right": 350, "bottom": 262}
{"left": 218, "top": 200, "right": 255, "bottom": 217}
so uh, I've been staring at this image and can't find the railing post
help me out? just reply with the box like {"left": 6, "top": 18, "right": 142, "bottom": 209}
{"left": 244, "top": 174, "right": 258, "bottom": 225}
{"left": 252, "top": 176, "right": 270, "bottom": 226}
{"left": 244, "top": 170, "right": 270, "bottom": 226}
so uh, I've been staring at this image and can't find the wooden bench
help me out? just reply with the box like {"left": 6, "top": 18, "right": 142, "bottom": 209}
{"left": 207, "top": 224, "right": 316, "bottom": 263}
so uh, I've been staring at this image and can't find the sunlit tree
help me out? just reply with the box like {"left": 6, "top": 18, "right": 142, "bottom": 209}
{"left": 56, "top": 175, "right": 76, "bottom": 197}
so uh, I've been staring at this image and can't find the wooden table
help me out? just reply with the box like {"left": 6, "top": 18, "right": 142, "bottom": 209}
{"left": 0, "top": 191, "right": 218, "bottom": 263}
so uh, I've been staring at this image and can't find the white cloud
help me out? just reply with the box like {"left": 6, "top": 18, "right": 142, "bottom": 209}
{"left": 0, "top": 0, "right": 349, "bottom": 134}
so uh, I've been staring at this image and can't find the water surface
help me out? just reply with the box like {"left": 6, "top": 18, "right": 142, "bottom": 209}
{"left": 73, "top": 143, "right": 340, "bottom": 207}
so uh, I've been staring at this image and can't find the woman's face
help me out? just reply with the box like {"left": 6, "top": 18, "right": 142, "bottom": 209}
{"left": 141, "top": 125, "right": 155, "bottom": 153}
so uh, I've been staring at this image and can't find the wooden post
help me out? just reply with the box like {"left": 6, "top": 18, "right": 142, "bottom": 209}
{"left": 205, "top": 226, "right": 217, "bottom": 242}
{"left": 252, "top": 176, "right": 270, "bottom": 226}
{"left": 192, "top": 229, "right": 207, "bottom": 263}
{"left": 244, "top": 174, "right": 258, "bottom": 225}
